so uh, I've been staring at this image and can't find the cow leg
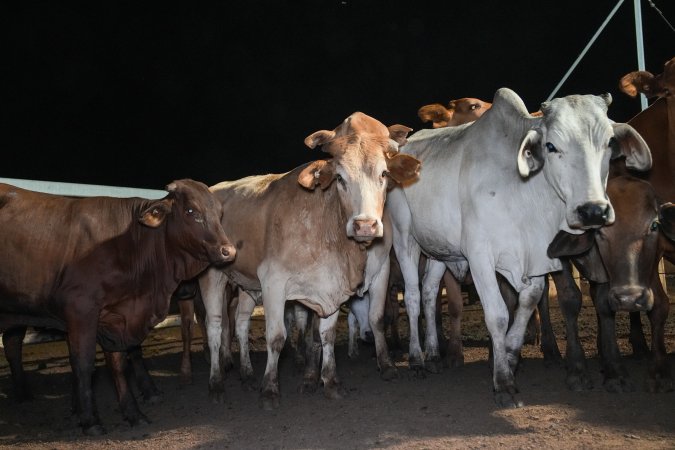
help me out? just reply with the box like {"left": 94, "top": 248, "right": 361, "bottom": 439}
{"left": 234, "top": 290, "right": 257, "bottom": 391}
{"left": 552, "top": 262, "right": 591, "bottom": 390}
{"left": 628, "top": 311, "right": 650, "bottom": 358}
{"left": 392, "top": 236, "right": 424, "bottom": 375}
{"left": 385, "top": 283, "right": 402, "bottom": 354}
{"left": 468, "top": 254, "right": 521, "bottom": 408}
{"left": 591, "top": 281, "right": 634, "bottom": 393}
{"left": 420, "top": 259, "right": 446, "bottom": 374}
{"left": 2, "top": 326, "right": 32, "bottom": 402}
{"left": 291, "top": 303, "right": 309, "bottom": 369}
{"left": 348, "top": 294, "right": 372, "bottom": 361}
{"left": 259, "top": 281, "right": 287, "bottom": 410}
{"left": 319, "top": 310, "right": 345, "bottom": 400}
{"left": 645, "top": 277, "right": 673, "bottom": 393}
{"left": 198, "top": 267, "right": 230, "bottom": 403}
{"left": 178, "top": 298, "right": 195, "bottom": 386}
{"left": 536, "top": 276, "right": 563, "bottom": 366}
{"left": 505, "top": 276, "right": 546, "bottom": 373}
{"left": 64, "top": 320, "right": 103, "bottom": 435}
{"left": 347, "top": 307, "right": 359, "bottom": 360}
{"left": 367, "top": 250, "right": 398, "bottom": 380}
{"left": 442, "top": 270, "right": 464, "bottom": 368}
{"left": 193, "top": 287, "right": 210, "bottom": 363}
{"left": 104, "top": 351, "right": 150, "bottom": 427}
{"left": 299, "top": 309, "right": 322, "bottom": 394}
{"left": 127, "top": 345, "right": 161, "bottom": 404}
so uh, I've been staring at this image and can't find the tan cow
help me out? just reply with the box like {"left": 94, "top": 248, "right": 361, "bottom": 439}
{"left": 198, "top": 112, "right": 420, "bottom": 409}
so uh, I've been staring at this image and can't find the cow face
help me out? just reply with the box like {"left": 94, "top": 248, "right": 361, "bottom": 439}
{"left": 300, "top": 112, "right": 420, "bottom": 242}
{"left": 594, "top": 177, "right": 662, "bottom": 312}
{"left": 619, "top": 56, "right": 675, "bottom": 99}
{"left": 418, "top": 97, "right": 492, "bottom": 128}
{"left": 548, "top": 176, "right": 663, "bottom": 312}
{"left": 140, "top": 179, "right": 236, "bottom": 265}
{"left": 518, "top": 93, "right": 651, "bottom": 230}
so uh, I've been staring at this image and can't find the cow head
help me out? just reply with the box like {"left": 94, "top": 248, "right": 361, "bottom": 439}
{"left": 139, "top": 179, "right": 236, "bottom": 265}
{"left": 619, "top": 56, "right": 675, "bottom": 99}
{"left": 418, "top": 97, "right": 492, "bottom": 128}
{"left": 516, "top": 92, "right": 651, "bottom": 230}
{"left": 549, "top": 176, "right": 665, "bottom": 312}
{"left": 299, "top": 112, "right": 420, "bottom": 242}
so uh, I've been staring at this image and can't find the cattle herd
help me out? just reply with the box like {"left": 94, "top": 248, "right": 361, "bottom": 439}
{"left": 0, "top": 56, "right": 673, "bottom": 436}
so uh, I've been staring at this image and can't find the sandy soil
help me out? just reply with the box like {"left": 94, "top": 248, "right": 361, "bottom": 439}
{"left": 1, "top": 284, "right": 674, "bottom": 450}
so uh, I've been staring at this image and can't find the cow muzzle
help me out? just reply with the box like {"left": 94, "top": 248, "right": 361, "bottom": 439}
{"left": 608, "top": 286, "right": 653, "bottom": 312}
{"left": 210, "top": 243, "right": 237, "bottom": 265}
{"left": 574, "top": 201, "right": 613, "bottom": 228}
{"left": 349, "top": 217, "right": 383, "bottom": 241}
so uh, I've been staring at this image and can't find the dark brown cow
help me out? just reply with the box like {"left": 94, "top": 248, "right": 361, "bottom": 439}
{"left": 418, "top": 97, "right": 492, "bottom": 128}
{"left": 549, "top": 176, "right": 674, "bottom": 392}
{"left": 0, "top": 180, "right": 235, "bottom": 435}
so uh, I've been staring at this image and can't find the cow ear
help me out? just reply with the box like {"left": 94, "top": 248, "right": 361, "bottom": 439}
{"left": 658, "top": 202, "right": 675, "bottom": 242}
{"left": 298, "top": 160, "right": 335, "bottom": 190}
{"left": 139, "top": 199, "right": 173, "bottom": 228}
{"left": 304, "top": 130, "right": 336, "bottom": 149}
{"left": 547, "top": 230, "right": 596, "bottom": 258}
{"left": 417, "top": 104, "right": 451, "bottom": 128}
{"left": 386, "top": 154, "right": 421, "bottom": 184}
{"left": 619, "top": 70, "right": 657, "bottom": 97}
{"left": 517, "top": 129, "right": 544, "bottom": 177}
{"left": 611, "top": 123, "right": 652, "bottom": 171}
{"left": 388, "top": 124, "right": 413, "bottom": 147}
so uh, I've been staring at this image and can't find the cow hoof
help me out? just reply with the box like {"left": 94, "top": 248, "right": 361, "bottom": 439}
{"left": 493, "top": 390, "right": 524, "bottom": 408}
{"left": 409, "top": 365, "right": 427, "bottom": 380}
{"left": 645, "top": 376, "right": 673, "bottom": 393}
{"left": 447, "top": 354, "right": 464, "bottom": 369}
{"left": 259, "top": 391, "right": 280, "bottom": 410}
{"left": 82, "top": 424, "right": 106, "bottom": 436}
{"left": 323, "top": 380, "right": 346, "bottom": 400}
{"left": 566, "top": 372, "right": 593, "bottom": 391}
{"left": 299, "top": 377, "right": 319, "bottom": 394}
{"left": 221, "top": 355, "right": 234, "bottom": 373}
{"left": 604, "top": 376, "right": 635, "bottom": 393}
{"left": 128, "top": 414, "right": 151, "bottom": 427}
{"left": 209, "top": 389, "right": 226, "bottom": 404}
{"left": 179, "top": 374, "right": 193, "bottom": 387}
{"left": 143, "top": 393, "right": 163, "bottom": 405}
{"left": 379, "top": 365, "right": 398, "bottom": 381}
{"left": 424, "top": 358, "right": 443, "bottom": 374}
{"left": 240, "top": 375, "right": 258, "bottom": 392}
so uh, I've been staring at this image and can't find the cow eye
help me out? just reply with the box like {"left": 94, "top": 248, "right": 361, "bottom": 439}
{"left": 381, "top": 170, "right": 389, "bottom": 178}
{"left": 336, "top": 174, "right": 346, "bottom": 187}
{"left": 650, "top": 220, "right": 659, "bottom": 232}
{"left": 546, "top": 142, "right": 558, "bottom": 153}
{"left": 186, "top": 208, "right": 204, "bottom": 222}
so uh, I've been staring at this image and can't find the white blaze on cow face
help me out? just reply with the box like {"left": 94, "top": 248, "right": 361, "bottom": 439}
{"left": 536, "top": 95, "right": 616, "bottom": 230}
{"left": 333, "top": 135, "right": 393, "bottom": 241}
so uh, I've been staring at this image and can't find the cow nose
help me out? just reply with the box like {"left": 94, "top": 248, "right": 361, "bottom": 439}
{"left": 221, "top": 244, "right": 237, "bottom": 261}
{"left": 576, "top": 202, "right": 610, "bottom": 226}
{"left": 609, "top": 286, "right": 650, "bottom": 311}
{"left": 353, "top": 219, "right": 378, "bottom": 237}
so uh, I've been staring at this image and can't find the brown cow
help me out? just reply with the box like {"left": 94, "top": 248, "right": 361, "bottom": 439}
{"left": 418, "top": 97, "right": 492, "bottom": 128}
{"left": 549, "top": 176, "right": 674, "bottom": 393}
{"left": 0, "top": 180, "right": 235, "bottom": 435}
{"left": 198, "top": 112, "right": 420, "bottom": 409}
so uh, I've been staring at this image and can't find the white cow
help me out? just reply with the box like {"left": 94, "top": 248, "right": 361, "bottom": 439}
{"left": 385, "top": 88, "right": 652, "bottom": 407}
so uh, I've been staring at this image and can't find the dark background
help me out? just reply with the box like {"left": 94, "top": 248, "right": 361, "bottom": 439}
{"left": 3, "top": 1, "right": 674, "bottom": 190}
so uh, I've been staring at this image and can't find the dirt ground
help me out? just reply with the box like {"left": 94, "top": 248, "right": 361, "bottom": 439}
{"left": 1, "top": 282, "right": 674, "bottom": 450}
